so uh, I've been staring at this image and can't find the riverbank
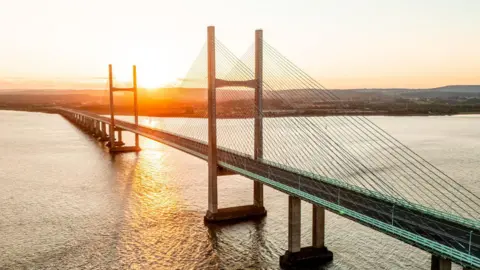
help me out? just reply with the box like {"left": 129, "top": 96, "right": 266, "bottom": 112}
{"left": 2, "top": 106, "right": 479, "bottom": 119}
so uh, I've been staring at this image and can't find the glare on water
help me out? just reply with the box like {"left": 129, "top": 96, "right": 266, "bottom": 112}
{"left": 1, "top": 110, "right": 478, "bottom": 269}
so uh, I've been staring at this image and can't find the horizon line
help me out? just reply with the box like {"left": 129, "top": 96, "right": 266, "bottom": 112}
{"left": 1, "top": 84, "right": 479, "bottom": 92}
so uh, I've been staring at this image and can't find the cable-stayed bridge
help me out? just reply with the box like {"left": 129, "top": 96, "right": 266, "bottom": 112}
{"left": 58, "top": 26, "right": 479, "bottom": 270}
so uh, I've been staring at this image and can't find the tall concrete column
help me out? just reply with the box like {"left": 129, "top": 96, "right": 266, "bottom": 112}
{"left": 96, "top": 121, "right": 102, "bottom": 137}
{"left": 101, "top": 122, "right": 107, "bottom": 139}
{"left": 94, "top": 121, "right": 99, "bottom": 136}
{"left": 280, "top": 200, "right": 332, "bottom": 269}
{"left": 89, "top": 119, "right": 94, "bottom": 133}
{"left": 207, "top": 26, "right": 218, "bottom": 214}
{"left": 253, "top": 29, "right": 264, "bottom": 207}
{"left": 312, "top": 205, "right": 325, "bottom": 248}
{"left": 288, "top": 196, "right": 301, "bottom": 253}
{"left": 431, "top": 255, "right": 451, "bottom": 270}
{"left": 117, "top": 129, "right": 123, "bottom": 143}
{"left": 108, "top": 64, "right": 115, "bottom": 148}
{"left": 133, "top": 65, "right": 139, "bottom": 148}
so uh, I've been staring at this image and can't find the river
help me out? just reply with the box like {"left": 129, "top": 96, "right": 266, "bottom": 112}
{"left": 1, "top": 110, "right": 478, "bottom": 269}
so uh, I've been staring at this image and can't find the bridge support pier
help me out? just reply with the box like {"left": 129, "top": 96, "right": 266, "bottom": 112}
{"left": 94, "top": 121, "right": 102, "bottom": 138}
{"left": 96, "top": 121, "right": 102, "bottom": 138}
{"left": 89, "top": 119, "right": 95, "bottom": 135}
{"left": 92, "top": 120, "right": 97, "bottom": 136}
{"left": 431, "top": 255, "right": 451, "bottom": 270}
{"left": 99, "top": 122, "right": 109, "bottom": 141}
{"left": 117, "top": 129, "right": 124, "bottom": 145}
{"left": 106, "top": 127, "right": 141, "bottom": 153}
{"left": 312, "top": 205, "right": 325, "bottom": 248}
{"left": 280, "top": 198, "right": 333, "bottom": 269}
{"left": 204, "top": 167, "right": 266, "bottom": 223}
{"left": 90, "top": 120, "right": 95, "bottom": 134}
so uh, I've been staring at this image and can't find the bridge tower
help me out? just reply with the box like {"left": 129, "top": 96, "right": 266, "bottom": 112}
{"left": 204, "top": 26, "right": 267, "bottom": 222}
{"left": 203, "top": 26, "right": 333, "bottom": 269}
{"left": 107, "top": 64, "right": 141, "bottom": 153}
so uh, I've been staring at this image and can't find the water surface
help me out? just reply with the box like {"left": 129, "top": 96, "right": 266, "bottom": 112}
{"left": 1, "top": 111, "right": 478, "bottom": 269}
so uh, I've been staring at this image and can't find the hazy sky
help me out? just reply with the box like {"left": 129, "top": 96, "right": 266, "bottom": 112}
{"left": 1, "top": 0, "right": 479, "bottom": 89}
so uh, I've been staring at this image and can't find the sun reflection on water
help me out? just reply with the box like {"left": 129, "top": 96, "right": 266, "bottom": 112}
{"left": 115, "top": 147, "right": 215, "bottom": 268}
{"left": 142, "top": 118, "right": 157, "bottom": 128}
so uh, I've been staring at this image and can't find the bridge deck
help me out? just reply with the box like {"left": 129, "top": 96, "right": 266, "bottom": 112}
{"left": 60, "top": 108, "right": 480, "bottom": 269}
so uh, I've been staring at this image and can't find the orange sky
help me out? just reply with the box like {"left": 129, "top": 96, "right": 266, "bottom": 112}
{"left": 0, "top": 0, "right": 479, "bottom": 90}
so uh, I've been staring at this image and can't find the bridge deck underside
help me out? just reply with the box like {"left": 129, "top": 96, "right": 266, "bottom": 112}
{"left": 61, "top": 109, "right": 479, "bottom": 269}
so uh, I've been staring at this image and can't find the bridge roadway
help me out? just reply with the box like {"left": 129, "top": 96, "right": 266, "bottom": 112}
{"left": 60, "top": 108, "right": 480, "bottom": 269}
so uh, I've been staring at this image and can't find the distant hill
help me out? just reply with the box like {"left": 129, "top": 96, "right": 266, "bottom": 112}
{"left": 395, "top": 85, "right": 480, "bottom": 99}
{"left": 1, "top": 85, "right": 479, "bottom": 102}
{"left": 431, "top": 85, "right": 480, "bottom": 93}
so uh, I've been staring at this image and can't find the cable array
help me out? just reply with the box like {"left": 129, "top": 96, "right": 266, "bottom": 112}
{"left": 173, "top": 39, "right": 480, "bottom": 224}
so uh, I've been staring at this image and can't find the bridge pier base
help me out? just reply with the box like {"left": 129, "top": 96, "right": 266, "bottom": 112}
{"left": 204, "top": 205, "right": 266, "bottom": 223}
{"left": 94, "top": 121, "right": 102, "bottom": 138}
{"left": 92, "top": 120, "right": 97, "bottom": 136}
{"left": 116, "top": 129, "right": 124, "bottom": 146}
{"left": 90, "top": 120, "right": 96, "bottom": 135}
{"left": 431, "top": 255, "right": 451, "bottom": 270}
{"left": 106, "top": 128, "right": 141, "bottom": 153}
{"left": 86, "top": 119, "right": 91, "bottom": 133}
{"left": 280, "top": 197, "right": 333, "bottom": 269}
{"left": 99, "top": 122, "right": 109, "bottom": 142}
{"left": 204, "top": 167, "right": 266, "bottom": 223}
{"left": 89, "top": 119, "right": 95, "bottom": 134}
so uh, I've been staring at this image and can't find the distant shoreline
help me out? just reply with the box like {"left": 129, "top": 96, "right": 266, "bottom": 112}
{"left": 1, "top": 107, "right": 479, "bottom": 118}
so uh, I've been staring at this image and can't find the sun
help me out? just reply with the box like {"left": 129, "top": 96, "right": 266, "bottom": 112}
{"left": 109, "top": 44, "right": 177, "bottom": 90}
{"left": 111, "top": 65, "right": 169, "bottom": 90}
{"left": 138, "top": 70, "right": 167, "bottom": 89}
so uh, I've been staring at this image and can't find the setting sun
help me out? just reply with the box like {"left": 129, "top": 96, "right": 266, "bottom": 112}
{"left": 109, "top": 44, "right": 178, "bottom": 89}
{"left": 1, "top": 1, "right": 480, "bottom": 269}
{"left": 111, "top": 64, "right": 172, "bottom": 90}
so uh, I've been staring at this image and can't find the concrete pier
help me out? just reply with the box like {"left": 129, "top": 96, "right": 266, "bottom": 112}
{"left": 204, "top": 205, "right": 267, "bottom": 223}
{"left": 431, "top": 255, "right": 451, "bottom": 270}
{"left": 312, "top": 205, "right": 325, "bottom": 248}
{"left": 109, "top": 146, "right": 140, "bottom": 153}
{"left": 116, "top": 129, "right": 124, "bottom": 145}
{"left": 105, "top": 127, "right": 125, "bottom": 148}
{"left": 87, "top": 119, "right": 93, "bottom": 134}
{"left": 105, "top": 141, "right": 127, "bottom": 147}
{"left": 288, "top": 196, "right": 301, "bottom": 253}
{"left": 99, "top": 122, "right": 109, "bottom": 141}
{"left": 280, "top": 198, "right": 333, "bottom": 269}
{"left": 94, "top": 121, "right": 102, "bottom": 138}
